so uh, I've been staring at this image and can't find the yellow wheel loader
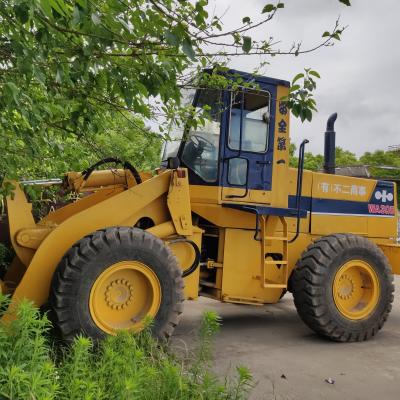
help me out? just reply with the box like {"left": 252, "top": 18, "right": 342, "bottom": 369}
{"left": 1, "top": 69, "right": 399, "bottom": 342}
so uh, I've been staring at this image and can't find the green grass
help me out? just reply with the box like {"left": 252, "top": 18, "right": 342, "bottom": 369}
{"left": 0, "top": 295, "right": 253, "bottom": 400}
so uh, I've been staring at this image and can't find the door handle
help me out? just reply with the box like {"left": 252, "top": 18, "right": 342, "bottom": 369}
{"left": 256, "top": 160, "right": 271, "bottom": 165}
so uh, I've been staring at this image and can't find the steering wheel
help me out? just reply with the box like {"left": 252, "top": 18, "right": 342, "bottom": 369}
{"left": 190, "top": 134, "right": 215, "bottom": 152}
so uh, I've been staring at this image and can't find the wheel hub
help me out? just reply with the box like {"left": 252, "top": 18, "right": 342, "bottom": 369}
{"left": 337, "top": 273, "right": 354, "bottom": 300}
{"left": 333, "top": 259, "right": 380, "bottom": 320}
{"left": 105, "top": 279, "right": 134, "bottom": 310}
{"left": 89, "top": 260, "right": 161, "bottom": 334}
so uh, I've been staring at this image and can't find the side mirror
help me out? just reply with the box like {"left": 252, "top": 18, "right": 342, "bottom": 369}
{"left": 167, "top": 157, "right": 180, "bottom": 169}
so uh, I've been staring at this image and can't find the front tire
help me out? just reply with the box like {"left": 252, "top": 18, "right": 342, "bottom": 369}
{"left": 50, "top": 227, "right": 184, "bottom": 342}
{"left": 292, "top": 233, "right": 394, "bottom": 342}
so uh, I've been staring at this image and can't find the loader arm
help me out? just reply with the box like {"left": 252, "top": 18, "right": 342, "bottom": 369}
{"left": 1, "top": 169, "right": 195, "bottom": 312}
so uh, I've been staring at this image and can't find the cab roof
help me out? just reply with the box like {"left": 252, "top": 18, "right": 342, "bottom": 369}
{"left": 204, "top": 68, "right": 290, "bottom": 88}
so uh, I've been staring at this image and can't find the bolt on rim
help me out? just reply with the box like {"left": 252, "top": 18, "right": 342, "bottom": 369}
{"left": 332, "top": 259, "right": 380, "bottom": 320}
{"left": 89, "top": 260, "right": 161, "bottom": 334}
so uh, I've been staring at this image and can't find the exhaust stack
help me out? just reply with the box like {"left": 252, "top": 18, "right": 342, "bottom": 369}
{"left": 323, "top": 113, "right": 338, "bottom": 174}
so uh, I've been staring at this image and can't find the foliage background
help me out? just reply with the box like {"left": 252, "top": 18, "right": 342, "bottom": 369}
{"left": 0, "top": 0, "right": 351, "bottom": 182}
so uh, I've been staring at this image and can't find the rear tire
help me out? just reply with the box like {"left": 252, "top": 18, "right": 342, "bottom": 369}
{"left": 292, "top": 233, "right": 394, "bottom": 342}
{"left": 50, "top": 227, "right": 184, "bottom": 342}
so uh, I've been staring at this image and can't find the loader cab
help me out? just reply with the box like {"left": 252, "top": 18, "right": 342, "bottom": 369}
{"left": 177, "top": 69, "right": 291, "bottom": 208}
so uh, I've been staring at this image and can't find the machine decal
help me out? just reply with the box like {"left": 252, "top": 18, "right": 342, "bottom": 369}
{"left": 276, "top": 100, "right": 288, "bottom": 153}
{"left": 367, "top": 182, "right": 395, "bottom": 215}
{"left": 277, "top": 137, "right": 287, "bottom": 151}
{"left": 318, "top": 181, "right": 367, "bottom": 197}
{"left": 290, "top": 180, "right": 396, "bottom": 218}
{"left": 367, "top": 204, "right": 395, "bottom": 216}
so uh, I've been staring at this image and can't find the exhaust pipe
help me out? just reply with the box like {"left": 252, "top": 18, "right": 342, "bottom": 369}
{"left": 323, "top": 113, "right": 337, "bottom": 174}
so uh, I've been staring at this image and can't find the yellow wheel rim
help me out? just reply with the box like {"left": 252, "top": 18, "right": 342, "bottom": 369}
{"left": 89, "top": 261, "right": 161, "bottom": 334}
{"left": 333, "top": 260, "right": 380, "bottom": 320}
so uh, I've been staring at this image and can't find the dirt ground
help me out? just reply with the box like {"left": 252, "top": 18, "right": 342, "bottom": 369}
{"left": 172, "top": 276, "right": 400, "bottom": 400}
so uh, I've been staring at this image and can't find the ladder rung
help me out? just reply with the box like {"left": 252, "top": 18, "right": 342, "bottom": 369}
{"left": 264, "top": 236, "right": 288, "bottom": 241}
{"left": 263, "top": 283, "right": 287, "bottom": 289}
{"left": 265, "top": 260, "right": 288, "bottom": 265}
{"left": 199, "top": 280, "right": 217, "bottom": 288}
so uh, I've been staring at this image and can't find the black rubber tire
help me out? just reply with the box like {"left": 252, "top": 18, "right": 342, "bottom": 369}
{"left": 50, "top": 227, "right": 184, "bottom": 342}
{"left": 292, "top": 233, "right": 394, "bottom": 342}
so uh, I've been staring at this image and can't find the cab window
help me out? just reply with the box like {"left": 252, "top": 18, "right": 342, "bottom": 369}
{"left": 181, "top": 89, "right": 222, "bottom": 182}
{"left": 228, "top": 89, "right": 270, "bottom": 153}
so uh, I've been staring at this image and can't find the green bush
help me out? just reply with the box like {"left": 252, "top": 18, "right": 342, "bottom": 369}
{"left": 0, "top": 295, "right": 253, "bottom": 400}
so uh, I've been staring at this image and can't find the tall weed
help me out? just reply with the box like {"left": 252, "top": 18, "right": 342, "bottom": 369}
{"left": 0, "top": 297, "right": 253, "bottom": 400}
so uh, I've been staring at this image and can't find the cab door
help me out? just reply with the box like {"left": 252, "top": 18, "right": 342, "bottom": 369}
{"left": 221, "top": 87, "right": 276, "bottom": 203}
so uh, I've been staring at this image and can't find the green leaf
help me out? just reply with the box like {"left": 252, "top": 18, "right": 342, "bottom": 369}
{"left": 72, "top": 6, "right": 81, "bottom": 26}
{"left": 38, "top": 0, "right": 54, "bottom": 19}
{"left": 333, "top": 33, "right": 341, "bottom": 41}
{"left": 292, "top": 73, "right": 304, "bottom": 84}
{"left": 242, "top": 36, "right": 252, "bottom": 53}
{"left": 277, "top": 3, "right": 285, "bottom": 8}
{"left": 3, "top": 82, "right": 20, "bottom": 105}
{"left": 165, "top": 31, "right": 180, "bottom": 47}
{"left": 49, "top": 0, "right": 68, "bottom": 17}
{"left": 55, "top": 68, "right": 63, "bottom": 84}
{"left": 262, "top": 4, "right": 275, "bottom": 13}
{"left": 76, "top": 0, "right": 87, "bottom": 7}
{"left": 289, "top": 84, "right": 300, "bottom": 92}
{"left": 322, "top": 31, "right": 331, "bottom": 38}
{"left": 309, "top": 70, "right": 321, "bottom": 79}
{"left": 339, "top": 0, "right": 351, "bottom": 5}
{"left": 14, "top": 4, "right": 29, "bottom": 24}
{"left": 182, "top": 39, "right": 196, "bottom": 60}
{"left": 242, "top": 16, "right": 250, "bottom": 24}
{"left": 91, "top": 12, "right": 101, "bottom": 25}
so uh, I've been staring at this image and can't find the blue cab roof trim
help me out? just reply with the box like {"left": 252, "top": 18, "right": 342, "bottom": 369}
{"left": 203, "top": 68, "right": 290, "bottom": 88}
{"left": 226, "top": 69, "right": 291, "bottom": 88}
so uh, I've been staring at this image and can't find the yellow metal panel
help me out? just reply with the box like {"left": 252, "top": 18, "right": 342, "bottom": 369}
{"left": 191, "top": 202, "right": 255, "bottom": 229}
{"left": 379, "top": 244, "right": 400, "bottom": 275}
{"left": 189, "top": 184, "right": 220, "bottom": 204}
{"left": 221, "top": 228, "right": 283, "bottom": 304}
{"left": 221, "top": 187, "right": 273, "bottom": 204}
{"left": 312, "top": 215, "right": 368, "bottom": 236}
{"left": 271, "top": 85, "right": 289, "bottom": 208}
{"left": 367, "top": 215, "right": 397, "bottom": 239}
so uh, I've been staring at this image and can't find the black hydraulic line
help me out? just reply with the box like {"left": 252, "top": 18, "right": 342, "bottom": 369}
{"left": 168, "top": 238, "right": 201, "bottom": 278}
{"left": 289, "top": 139, "right": 309, "bottom": 244}
{"left": 123, "top": 161, "right": 142, "bottom": 184}
{"left": 81, "top": 157, "right": 142, "bottom": 185}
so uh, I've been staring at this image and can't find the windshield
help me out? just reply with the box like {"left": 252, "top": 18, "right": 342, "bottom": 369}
{"left": 181, "top": 89, "right": 222, "bottom": 182}
{"left": 162, "top": 89, "right": 196, "bottom": 160}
